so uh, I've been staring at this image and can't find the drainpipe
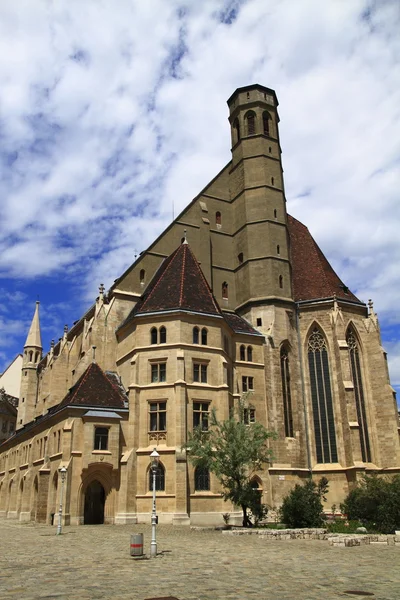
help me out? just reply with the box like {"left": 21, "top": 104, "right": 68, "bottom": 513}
{"left": 295, "top": 302, "right": 312, "bottom": 478}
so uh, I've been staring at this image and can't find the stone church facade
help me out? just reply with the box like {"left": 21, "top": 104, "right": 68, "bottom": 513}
{"left": 1, "top": 84, "right": 399, "bottom": 527}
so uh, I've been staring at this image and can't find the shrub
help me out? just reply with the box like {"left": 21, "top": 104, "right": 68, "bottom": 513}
{"left": 342, "top": 474, "right": 400, "bottom": 534}
{"left": 279, "top": 477, "right": 328, "bottom": 528}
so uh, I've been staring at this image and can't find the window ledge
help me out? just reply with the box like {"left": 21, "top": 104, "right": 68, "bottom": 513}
{"left": 92, "top": 450, "right": 112, "bottom": 455}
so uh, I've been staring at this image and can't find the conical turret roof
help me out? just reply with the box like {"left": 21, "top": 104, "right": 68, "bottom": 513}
{"left": 24, "top": 301, "right": 42, "bottom": 349}
{"left": 120, "top": 241, "right": 221, "bottom": 330}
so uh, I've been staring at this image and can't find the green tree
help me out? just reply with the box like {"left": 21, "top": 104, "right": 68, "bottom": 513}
{"left": 342, "top": 474, "right": 400, "bottom": 534}
{"left": 184, "top": 400, "right": 275, "bottom": 527}
{"left": 279, "top": 477, "right": 329, "bottom": 528}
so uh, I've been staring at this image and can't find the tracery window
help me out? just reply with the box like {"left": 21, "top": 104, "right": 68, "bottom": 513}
{"left": 347, "top": 328, "right": 371, "bottom": 462}
{"left": 308, "top": 327, "right": 338, "bottom": 463}
{"left": 280, "top": 346, "right": 293, "bottom": 438}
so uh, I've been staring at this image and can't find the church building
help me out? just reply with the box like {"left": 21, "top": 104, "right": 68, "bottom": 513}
{"left": 0, "top": 84, "right": 399, "bottom": 526}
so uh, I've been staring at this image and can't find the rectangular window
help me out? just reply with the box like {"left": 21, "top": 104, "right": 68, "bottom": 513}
{"left": 193, "top": 402, "right": 210, "bottom": 430}
{"left": 149, "top": 401, "right": 167, "bottom": 431}
{"left": 242, "top": 376, "right": 254, "bottom": 392}
{"left": 243, "top": 408, "right": 256, "bottom": 424}
{"left": 94, "top": 427, "right": 109, "bottom": 450}
{"left": 194, "top": 364, "right": 207, "bottom": 383}
{"left": 151, "top": 363, "right": 166, "bottom": 383}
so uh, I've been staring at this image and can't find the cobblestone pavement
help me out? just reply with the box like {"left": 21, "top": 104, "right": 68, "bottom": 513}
{"left": 0, "top": 520, "right": 399, "bottom": 600}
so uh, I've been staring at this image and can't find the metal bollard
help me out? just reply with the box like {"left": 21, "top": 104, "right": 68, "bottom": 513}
{"left": 130, "top": 533, "right": 144, "bottom": 557}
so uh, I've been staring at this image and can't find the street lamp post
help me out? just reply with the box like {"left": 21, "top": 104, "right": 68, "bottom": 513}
{"left": 150, "top": 448, "right": 160, "bottom": 557}
{"left": 56, "top": 466, "right": 67, "bottom": 536}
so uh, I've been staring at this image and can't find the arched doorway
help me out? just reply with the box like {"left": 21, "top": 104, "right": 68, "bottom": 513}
{"left": 84, "top": 480, "right": 105, "bottom": 524}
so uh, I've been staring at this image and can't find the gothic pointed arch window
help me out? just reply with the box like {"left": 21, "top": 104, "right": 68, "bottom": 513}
{"left": 245, "top": 111, "right": 256, "bottom": 136}
{"left": 280, "top": 345, "right": 293, "bottom": 438}
{"left": 159, "top": 326, "right": 166, "bottom": 344}
{"left": 150, "top": 327, "right": 157, "bottom": 345}
{"left": 201, "top": 328, "right": 208, "bottom": 345}
{"left": 233, "top": 118, "right": 240, "bottom": 144}
{"left": 347, "top": 327, "right": 371, "bottom": 462}
{"left": 263, "top": 111, "right": 271, "bottom": 136}
{"left": 240, "top": 345, "right": 245, "bottom": 361}
{"left": 193, "top": 327, "right": 199, "bottom": 344}
{"left": 216, "top": 211, "right": 221, "bottom": 226}
{"left": 222, "top": 282, "right": 228, "bottom": 299}
{"left": 308, "top": 327, "right": 338, "bottom": 463}
{"left": 148, "top": 462, "right": 165, "bottom": 492}
{"left": 194, "top": 466, "right": 210, "bottom": 491}
{"left": 247, "top": 346, "right": 253, "bottom": 362}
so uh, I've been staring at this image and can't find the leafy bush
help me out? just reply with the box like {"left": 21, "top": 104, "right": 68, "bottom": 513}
{"left": 326, "top": 519, "right": 365, "bottom": 534}
{"left": 279, "top": 477, "right": 328, "bottom": 528}
{"left": 342, "top": 474, "right": 400, "bottom": 534}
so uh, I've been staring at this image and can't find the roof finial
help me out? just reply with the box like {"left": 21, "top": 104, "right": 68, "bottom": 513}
{"left": 368, "top": 298, "right": 373, "bottom": 313}
{"left": 183, "top": 229, "right": 188, "bottom": 244}
{"left": 99, "top": 283, "right": 105, "bottom": 296}
{"left": 92, "top": 345, "right": 97, "bottom": 363}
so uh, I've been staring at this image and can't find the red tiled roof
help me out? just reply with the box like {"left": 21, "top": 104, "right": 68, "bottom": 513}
{"left": 123, "top": 242, "right": 221, "bottom": 325}
{"left": 287, "top": 215, "right": 360, "bottom": 303}
{"left": 58, "top": 362, "right": 127, "bottom": 409}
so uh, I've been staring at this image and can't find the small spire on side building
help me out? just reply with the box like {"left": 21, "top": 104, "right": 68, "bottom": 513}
{"left": 24, "top": 301, "right": 42, "bottom": 351}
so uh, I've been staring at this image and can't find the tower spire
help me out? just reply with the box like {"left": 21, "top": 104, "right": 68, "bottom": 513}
{"left": 25, "top": 301, "right": 42, "bottom": 350}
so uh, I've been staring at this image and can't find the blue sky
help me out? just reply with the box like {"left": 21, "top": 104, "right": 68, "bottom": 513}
{"left": 0, "top": 0, "right": 399, "bottom": 398}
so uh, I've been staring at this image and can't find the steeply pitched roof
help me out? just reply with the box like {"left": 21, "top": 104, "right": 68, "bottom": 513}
{"left": 223, "top": 312, "right": 263, "bottom": 336}
{"left": 25, "top": 301, "right": 42, "bottom": 349}
{"left": 287, "top": 215, "right": 361, "bottom": 303}
{"left": 121, "top": 241, "right": 221, "bottom": 328}
{"left": 57, "top": 362, "right": 127, "bottom": 410}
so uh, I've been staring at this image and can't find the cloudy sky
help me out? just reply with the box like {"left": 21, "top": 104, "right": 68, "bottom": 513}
{"left": 0, "top": 0, "right": 399, "bottom": 397}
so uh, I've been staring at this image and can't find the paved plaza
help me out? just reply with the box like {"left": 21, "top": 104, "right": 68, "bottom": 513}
{"left": 0, "top": 520, "right": 399, "bottom": 600}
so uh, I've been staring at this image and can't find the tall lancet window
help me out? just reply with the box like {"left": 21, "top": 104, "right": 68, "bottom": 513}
{"left": 347, "top": 328, "right": 371, "bottom": 463}
{"left": 308, "top": 327, "right": 338, "bottom": 463}
{"left": 280, "top": 346, "right": 293, "bottom": 438}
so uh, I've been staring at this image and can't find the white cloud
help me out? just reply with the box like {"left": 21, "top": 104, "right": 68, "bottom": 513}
{"left": 0, "top": 0, "right": 399, "bottom": 377}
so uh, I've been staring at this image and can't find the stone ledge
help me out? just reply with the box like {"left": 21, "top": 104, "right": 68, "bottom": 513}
{"left": 221, "top": 527, "right": 399, "bottom": 547}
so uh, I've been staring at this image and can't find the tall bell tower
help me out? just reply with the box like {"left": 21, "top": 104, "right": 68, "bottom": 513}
{"left": 18, "top": 301, "right": 42, "bottom": 429}
{"left": 227, "top": 84, "right": 293, "bottom": 318}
